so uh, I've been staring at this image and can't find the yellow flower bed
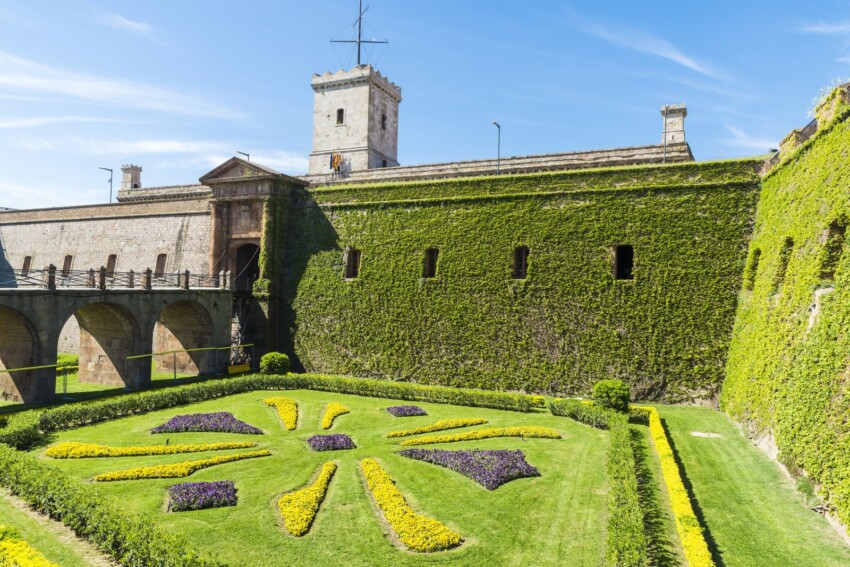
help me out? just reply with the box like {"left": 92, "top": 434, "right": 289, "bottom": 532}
{"left": 399, "top": 426, "right": 561, "bottom": 446}
{"left": 45, "top": 441, "right": 257, "bottom": 459}
{"left": 93, "top": 450, "right": 271, "bottom": 482}
{"left": 639, "top": 405, "right": 715, "bottom": 567}
{"left": 320, "top": 402, "right": 350, "bottom": 430}
{"left": 0, "top": 525, "right": 58, "bottom": 567}
{"left": 387, "top": 418, "right": 488, "bottom": 438}
{"left": 360, "top": 458, "right": 462, "bottom": 552}
{"left": 278, "top": 461, "right": 337, "bottom": 536}
{"left": 263, "top": 397, "right": 298, "bottom": 430}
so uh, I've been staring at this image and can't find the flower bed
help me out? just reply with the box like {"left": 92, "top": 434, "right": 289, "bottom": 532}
{"left": 306, "top": 434, "right": 355, "bottom": 452}
{"left": 399, "top": 448, "right": 540, "bottom": 490}
{"left": 45, "top": 441, "right": 257, "bottom": 459}
{"left": 93, "top": 450, "right": 271, "bottom": 482}
{"left": 399, "top": 426, "right": 561, "bottom": 446}
{"left": 386, "top": 405, "right": 427, "bottom": 417}
{"left": 320, "top": 402, "right": 350, "bottom": 429}
{"left": 151, "top": 412, "right": 262, "bottom": 435}
{"left": 387, "top": 418, "right": 487, "bottom": 438}
{"left": 0, "top": 525, "right": 58, "bottom": 567}
{"left": 360, "top": 458, "right": 462, "bottom": 552}
{"left": 278, "top": 462, "right": 337, "bottom": 536}
{"left": 263, "top": 397, "right": 298, "bottom": 430}
{"left": 167, "top": 481, "right": 238, "bottom": 512}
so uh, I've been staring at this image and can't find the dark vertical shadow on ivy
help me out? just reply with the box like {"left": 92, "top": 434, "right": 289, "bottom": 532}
{"left": 630, "top": 426, "right": 678, "bottom": 567}
{"left": 663, "top": 418, "right": 726, "bottom": 567}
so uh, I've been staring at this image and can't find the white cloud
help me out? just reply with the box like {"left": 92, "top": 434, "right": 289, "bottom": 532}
{"left": 724, "top": 125, "right": 777, "bottom": 152}
{"left": 0, "top": 116, "right": 117, "bottom": 129}
{"left": 802, "top": 21, "right": 850, "bottom": 34}
{"left": 14, "top": 137, "right": 56, "bottom": 150}
{"left": 0, "top": 51, "right": 239, "bottom": 118}
{"left": 67, "top": 138, "right": 227, "bottom": 155}
{"left": 582, "top": 22, "right": 725, "bottom": 80}
{"left": 100, "top": 13, "right": 162, "bottom": 44}
{"left": 249, "top": 151, "right": 310, "bottom": 173}
{"left": 0, "top": 180, "right": 99, "bottom": 210}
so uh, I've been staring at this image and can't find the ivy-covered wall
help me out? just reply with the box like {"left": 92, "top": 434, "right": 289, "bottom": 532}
{"left": 722, "top": 98, "right": 850, "bottom": 525}
{"left": 275, "top": 160, "right": 760, "bottom": 401}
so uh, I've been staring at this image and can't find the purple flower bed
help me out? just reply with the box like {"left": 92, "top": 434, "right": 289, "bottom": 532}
{"left": 386, "top": 405, "right": 428, "bottom": 417}
{"left": 167, "top": 481, "right": 238, "bottom": 512}
{"left": 151, "top": 412, "right": 262, "bottom": 435}
{"left": 399, "top": 449, "right": 540, "bottom": 490}
{"left": 306, "top": 434, "right": 356, "bottom": 452}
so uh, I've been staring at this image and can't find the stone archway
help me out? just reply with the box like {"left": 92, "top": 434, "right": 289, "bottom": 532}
{"left": 0, "top": 306, "right": 41, "bottom": 402}
{"left": 153, "top": 300, "right": 215, "bottom": 376}
{"left": 234, "top": 243, "right": 260, "bottom": 292}
{"left": 74, "top": 302, "right": 141, "bottom": 388}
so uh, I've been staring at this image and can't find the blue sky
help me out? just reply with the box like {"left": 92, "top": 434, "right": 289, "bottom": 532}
{"left": 1, "top": 1, "right": 849, "bottom": 209}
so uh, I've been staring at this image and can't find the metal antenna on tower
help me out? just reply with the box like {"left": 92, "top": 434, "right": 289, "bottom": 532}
{"left": 331, "top": 0, "right": 388, "bottom": 66}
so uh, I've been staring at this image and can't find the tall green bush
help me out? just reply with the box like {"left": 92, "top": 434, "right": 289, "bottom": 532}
{"left": 260, "top": 352, "right": 290, "bottom": 374}
{"left": 593, "top": 379, "right": 631, "bottom": 412}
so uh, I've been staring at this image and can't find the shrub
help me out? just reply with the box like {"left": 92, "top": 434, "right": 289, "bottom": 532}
{"left": 549, "top": 398, "right": 613, "bottom": 429}
{"left": 260, "top": 352, "right": 291, "bottom": 375}
{"left": 56, "top": 353, "right": 79, "bottom": 374}
{"left": 606, "top": 413, "right": 648, "bottom": 567}
{"left": 593, "top": 379, "right": 631, "bottom": 413}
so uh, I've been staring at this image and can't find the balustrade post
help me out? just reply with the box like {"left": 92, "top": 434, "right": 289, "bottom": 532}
{"left": 98, "top": 266, "right": 107, "bottom": 290}
{"left": 88, "top": 268, "right": 96, "bottom": 288}
{"left": 225, "top": 270, "right": 232, "bottom": 290}
{"left": 128, "top": 270, "right": 135, "bottom": 288}
{"left": 143, "top": 268, "right": 152, "bottom": 291}
{"left": 219, "top": 270, "right": 226, "bottom": 289}
{"left": 182, "top": 269, "right": 190, "bottom": 290}
{"left": 44, "top": 264, "right": 56, "bottom": 290}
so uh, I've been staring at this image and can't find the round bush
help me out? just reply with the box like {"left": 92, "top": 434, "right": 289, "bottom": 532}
{"left": 260, "top": 352, "right": 291, "bottom": 375}
{"left": 592, "top": 379, "right": 631, "bottom": 413}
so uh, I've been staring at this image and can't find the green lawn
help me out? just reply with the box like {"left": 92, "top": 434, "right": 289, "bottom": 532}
{"left": 35, "top": 390, "right": 609, "bottom": 567}
{"left": 658, "top": 405, "right": 850, "bottom": 567}
{"left": 0, "top": 489, "right": 98, "bottom": 567}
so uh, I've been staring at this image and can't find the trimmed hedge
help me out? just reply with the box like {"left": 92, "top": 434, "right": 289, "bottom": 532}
{"left": 606, "top": 413, "right": 648, "bottom": 567}
{"left": 260, "top": 352, "right": 290, "bottom": 375}
{"left": 0, "top": 373, "right": 543, "bottom": 450}
{"left": 549, "top": 398, "right": 613, "bottom": 429}
{"left": 593, "top": 379, "right": 631, "bottom": 413}
{"left": 0, "top": 445, "right": 219, "bottom": 566}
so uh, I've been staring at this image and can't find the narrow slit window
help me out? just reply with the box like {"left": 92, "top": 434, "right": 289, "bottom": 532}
{"left": 336, "top": 108, "right": 345, "bottom": 125}
{"left": 774, "top": 237, "right": 794, "bottom": 288}
{"left": 345, "top": 248, "right": 361, "bottom": 279}
{"left": 21, "top": 256, "right": 31, "bottom": 276}
{"left": 154, "top": 253, "right": 167, "bottom": 278}
{"left": 613, "top": 245, "right": 634, "bottom": 280}
{"left": 513, "top": 246, "right": 529, "bottom": 279}
{"left": 744, "top": 248, "right": 761, "bottom": 291}
{"left": 106, "top": 254, "right": 117, "bottom": 277}
{"left": 382, "top": 159, "right": 388, "bottom": 168}
{"left": 61, "top": 255, "right": 73, "bottom": 278}
{"left": 381, "top": 113, "right": 387, "bottom": 130}
{"left": 423, "top": 248, "right": 439, "bottom": 278}
{"left": 819, "top": 220, "right": 847, "bottom": 281}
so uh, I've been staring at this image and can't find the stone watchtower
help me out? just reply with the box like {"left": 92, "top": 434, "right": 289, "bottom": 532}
{"left": 661, "top": 104, "right": 687, "bottom": 145}
{"left": 308, "top": 65, "right": 402, "bottom": 175}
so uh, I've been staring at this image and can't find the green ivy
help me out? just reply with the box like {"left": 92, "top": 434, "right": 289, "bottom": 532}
{"left": 722, "top": 91, "right": 850, "bottom": 526}
{"left": 280, "top": 160, "right": 761, "bottom": 400}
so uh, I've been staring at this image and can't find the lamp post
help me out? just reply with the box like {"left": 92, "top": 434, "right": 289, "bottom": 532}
{"left": 98, "top": 167, "right": 113, "bottom": 203}
{"left": 492, "top": 120, "right": 501, "bottom": 175}
{"left": 236, "top": 151, "right": 250, "bottom": 161}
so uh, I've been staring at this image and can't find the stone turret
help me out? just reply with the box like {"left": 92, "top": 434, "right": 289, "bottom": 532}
{"left": 308, "top": 65, "right": 402, "bottom": 176}
{"left": 121, "top": 164, "right": 142, "bottom": 191}
{"left": 661, "top": 104, "right": 687, "bottom": 145}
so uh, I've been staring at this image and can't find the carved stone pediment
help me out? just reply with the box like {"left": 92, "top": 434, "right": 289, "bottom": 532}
{"left": 199, "top": 157, "right": 307, "bottom": 201}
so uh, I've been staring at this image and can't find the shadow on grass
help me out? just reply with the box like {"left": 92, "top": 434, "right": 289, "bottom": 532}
{"left": 662, "top": 417, "right": 726, "bottom": 567}
{"left": 630, "top": 426, "right": 680, "bottom": 567}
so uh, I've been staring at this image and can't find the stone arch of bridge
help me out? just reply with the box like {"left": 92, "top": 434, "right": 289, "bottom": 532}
{"left": 153, "top": 300, "right": 216, "bottom": 377}
{"left": 0, "top": 305, "right": 43, "bottom": 402}
{"left": 71, "top": 302, "right": 143, "bottom": 389}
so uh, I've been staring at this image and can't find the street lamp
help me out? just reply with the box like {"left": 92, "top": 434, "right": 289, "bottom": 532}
{"left": 98, "top": 167, "right": 113, "bottom": 203}
{"left": 492, "top": 121, "right": 501, "bottom": 175}
{"left": 236, "top": 151, "right": 250, "bottom": 161}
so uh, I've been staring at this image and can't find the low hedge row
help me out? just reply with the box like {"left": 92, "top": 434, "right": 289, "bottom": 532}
{"left": 548, "top": 398, "right": 613, "bottom": 429}
{"left": 606, "top": 413, "right": 648, "bottom": 567}
{"left": 0, "top": 445, "right": 219, "bottom": 566}
{"left": 0, "top": 373, "right": 544, "bottom": 450}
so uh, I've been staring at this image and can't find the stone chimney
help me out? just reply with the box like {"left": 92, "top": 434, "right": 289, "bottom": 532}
{"left": 121, "top": 164, "right": 142, "bottom": 191}
{"left": 661, "top": 104, "right": 687, "bottom": 145}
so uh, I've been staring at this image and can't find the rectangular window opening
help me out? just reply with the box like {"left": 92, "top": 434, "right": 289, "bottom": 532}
{"left": 614, "top": 245, "right": 634, "bottom": 280}
{"left": 106, "top": 254, "right": 117, "bottom": 278}
{"left": 336, "top": 108, "right": 345, "bottom": 125}
{"left": 61, "top": 255, "right": 73, "bottom": 278}
{"left": 423, "top": 248, "right": 439, "bottom": 278}
{"left": 381, "top": 113, "right": 387, "bottom": 130}
{"left": 345, "top": 248, "right": 361, "bottom": 279}
{"left": 154, "top": 253, "right": 167, "bottom": 278}
{"left": 21, "top": 256, "right": 31, "bottom": 277}
{"left": 819, "top": 220, "right": 847, "bottom": 281}
{"left": 774, "top": 237, "right": 794, "bottom": 289}
{"left": 744, "top": 248, "right": 761, "bottom": 291}
{"left": 513, "top": 246, "right": 529, "bottom": 279}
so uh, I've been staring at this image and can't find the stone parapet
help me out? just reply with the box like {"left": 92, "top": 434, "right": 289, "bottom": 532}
{"left": 301, "top": 143, "right": 693, "bottom": 186}
{"left": 116, "top": 184, "right": 212, "bottom": 203}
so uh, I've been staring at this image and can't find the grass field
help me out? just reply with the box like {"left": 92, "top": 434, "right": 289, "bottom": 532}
{"left": 35, "top": 390, "right": 609, "bottom": 566}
